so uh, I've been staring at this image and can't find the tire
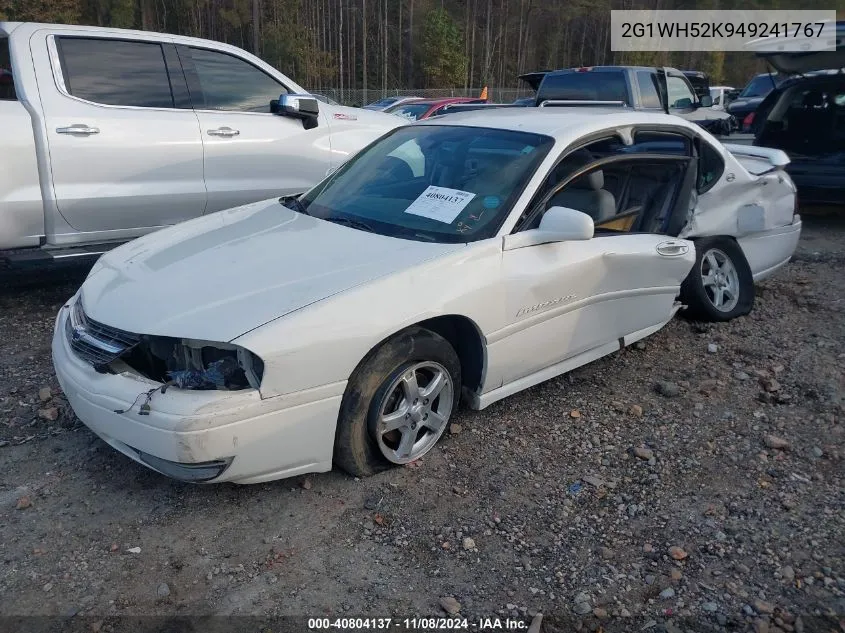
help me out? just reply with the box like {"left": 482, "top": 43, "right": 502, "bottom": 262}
{"left": 333, "top": 327, "right": 462, "bottom": 477}
{"left": 680, "top": 236, "right": 754, "bottom": 322}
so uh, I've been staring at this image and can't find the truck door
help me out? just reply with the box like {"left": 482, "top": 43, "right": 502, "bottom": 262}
{"left": 176, "top": 45, "right": 335, "bottom": 213}
{"left": 32, "top": 30, "right": 206, "bottom": 239}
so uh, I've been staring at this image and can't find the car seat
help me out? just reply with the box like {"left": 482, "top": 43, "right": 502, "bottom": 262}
{"left": 548, "top": 170, "right": 616, "bottom": 222}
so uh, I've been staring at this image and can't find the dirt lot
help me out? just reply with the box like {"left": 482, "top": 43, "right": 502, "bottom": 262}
{"left": 1, "top": 216, "right": 843, "bottom": 631}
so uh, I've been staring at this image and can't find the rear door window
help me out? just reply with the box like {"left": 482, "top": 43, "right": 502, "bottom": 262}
{"left": 57, "top": 37, "right": 174, "bottom": 108}
{"left": 697, "top": 138, "right": 725, "bottom": 192}
{"left": 0, "top": 36, "right": 15, "bottom": 100}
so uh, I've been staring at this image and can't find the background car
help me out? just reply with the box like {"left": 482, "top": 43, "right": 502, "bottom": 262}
{"left": 363, "top": 95, "right": 421, "bottom": 111}
{"left": 0, "top": 22, "right": 403, "bottom": 267}
{"left": 386, "top": 96, "right": 487, "bottom": 120}
{"left": 709, "top": 86, "right": 739, "bottom": 110}
{"left": 727, "top": 73, "right": 788, "bottom": 131}
{"left": 750, "top": 23, "right": 845, "bottom": 206}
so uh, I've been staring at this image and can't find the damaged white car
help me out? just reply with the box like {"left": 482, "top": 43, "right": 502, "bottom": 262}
{"left": 52, "top": 109, "right": 801, "bottom": 484}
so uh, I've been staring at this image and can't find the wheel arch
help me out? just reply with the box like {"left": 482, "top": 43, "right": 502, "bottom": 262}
{"left": 346, "top": 314, "right": 487, "bottom": 398}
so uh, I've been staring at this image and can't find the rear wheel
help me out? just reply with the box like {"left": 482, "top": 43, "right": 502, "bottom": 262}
{"left": 333, "top": 327, "right": 461, "bottom": 477}
{"left": 680, "top": 237, "right": 754, "bottom": 322}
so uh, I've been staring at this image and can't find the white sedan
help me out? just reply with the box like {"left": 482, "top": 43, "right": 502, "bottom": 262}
{"left": 52, "top": 109, "right": 801, "bottom": 484}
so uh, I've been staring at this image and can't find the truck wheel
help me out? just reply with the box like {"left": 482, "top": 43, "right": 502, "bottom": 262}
{"left": 334, "top": 327, "right": 461, "bottom": 477}
{"left": 680, "top": 237, "right": 754, "bottom": 322}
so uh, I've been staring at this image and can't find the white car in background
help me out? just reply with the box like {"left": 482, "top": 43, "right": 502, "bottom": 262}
{"left": 709, "top": 85, "right": 738, "bottom": 110}
{"left": 53, "top": 109, "right": 801, "bottom": 485}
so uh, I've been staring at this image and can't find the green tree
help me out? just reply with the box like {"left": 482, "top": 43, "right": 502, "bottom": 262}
{"left": 1, "top": 0, "right": 82, "bottom": 23}
{"left": 420, "top": 6, "right": 467, "bottom": 87}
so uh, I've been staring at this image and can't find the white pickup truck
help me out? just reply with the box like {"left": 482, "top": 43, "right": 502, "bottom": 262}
{"left": 1, "top": 22, "right": 403, "bottom": 264}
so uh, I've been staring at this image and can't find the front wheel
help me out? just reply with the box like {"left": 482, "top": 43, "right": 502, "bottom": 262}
{"left": 680, "top": 237, "right": 754, "bottom": 322}
{"left": 333, "top": 327, "right": 461, "bottom": 477}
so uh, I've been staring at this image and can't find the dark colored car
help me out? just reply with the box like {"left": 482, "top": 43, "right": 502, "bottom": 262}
{"left": 750, "top": 22, "right": 845, "bottom": 206}
{"left": 727, "top": 73, "right": 787, "bottom": 131}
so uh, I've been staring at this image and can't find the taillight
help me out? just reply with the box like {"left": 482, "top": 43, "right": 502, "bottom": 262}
{"left": 743, "top": 112, "right": 755, "bottom": 129}
{"left": 576, "top": 67, "right": 592, "bottom": 72}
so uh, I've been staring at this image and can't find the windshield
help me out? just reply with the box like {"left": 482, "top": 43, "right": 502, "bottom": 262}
{"left": 300, "top": 125, "right": 554, "bottom": 243}
{"left": 390, "top": 103, "right": 432, "bottom": 120}
{"left": 740, "top": 75, "right": 778, "bottom": 98}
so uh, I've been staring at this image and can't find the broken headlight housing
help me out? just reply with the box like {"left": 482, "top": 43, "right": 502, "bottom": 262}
{"left": 120, "top": 337, "right": 264, "bottom": 391}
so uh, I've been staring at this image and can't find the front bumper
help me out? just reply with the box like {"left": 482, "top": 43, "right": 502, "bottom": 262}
{"left": 52, "top": 305, "right": 345, "bottom": 484}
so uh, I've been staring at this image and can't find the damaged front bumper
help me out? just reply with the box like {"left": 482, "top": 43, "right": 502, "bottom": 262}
{"left": 52, "top": 305, "right": 346, "bottom": 484}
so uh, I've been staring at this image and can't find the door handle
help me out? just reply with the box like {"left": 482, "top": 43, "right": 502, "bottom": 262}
{"left": 56, "top": 124, "right": 100, "bottom": 135}
{"left": 207, "top": 127, "right": 240, "bottom": 137}
{"left": 656, "top": 240, "right": 690, "bottom": 257}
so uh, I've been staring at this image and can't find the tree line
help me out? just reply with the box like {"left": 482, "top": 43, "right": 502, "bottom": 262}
{"left": 2, "top": 0, "right": 841, "bottom": 98}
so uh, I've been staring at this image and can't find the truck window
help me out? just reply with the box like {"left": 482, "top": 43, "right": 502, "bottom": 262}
{"left": 0, "top": 36, "right": 15, "bottom": 100}
{"left": 636, "top": 72, "right": 661, "bottom": 109}
{"left": 187, "top": 48, "right": 287, "bottom": 113}
{"left": 537, "top": 71, "right": 630, "bottom": 105}
{"left": 57, "top": 38, "right": 174, "bottom": 108}
{"left": 667, "top": 76, "right": 696, "bottom": 109}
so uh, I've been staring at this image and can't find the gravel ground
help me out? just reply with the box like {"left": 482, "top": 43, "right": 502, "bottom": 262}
{"left": 0, "top": 215, "right": 843, "bottom": 632}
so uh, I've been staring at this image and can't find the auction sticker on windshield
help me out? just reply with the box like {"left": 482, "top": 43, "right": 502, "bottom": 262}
{"left": 404, "top": 186, "right": 476, "bottom": 224}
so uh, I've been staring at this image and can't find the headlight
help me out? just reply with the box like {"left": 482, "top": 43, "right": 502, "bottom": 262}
{"left": 120, "top": 337, "right": 264, "bottom": 391}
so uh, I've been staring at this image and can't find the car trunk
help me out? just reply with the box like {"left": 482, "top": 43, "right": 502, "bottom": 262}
{"left": 750, "top": 21, "right": 844, "bottom": 75}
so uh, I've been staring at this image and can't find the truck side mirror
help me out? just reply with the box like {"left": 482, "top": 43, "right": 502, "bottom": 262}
{"left": 699, "top": 94, "right": 713, "bottom": 108}
{"left": 271, "top": 94, "right": 320, "bottom": 129}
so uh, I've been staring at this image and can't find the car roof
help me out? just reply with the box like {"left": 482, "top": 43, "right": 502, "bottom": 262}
{"left": 548, "top": 65, "right": 681, "bottom": 73}
{"left": 415, "top": 107, "right": 701, "bottom": 141}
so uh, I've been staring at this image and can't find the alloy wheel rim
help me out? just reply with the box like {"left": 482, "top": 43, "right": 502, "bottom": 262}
{"left": 701, "top": 248, "right": 740, "bottom": 312}
{"left": 375, "top": 361, "right": 454, "bottom": 464}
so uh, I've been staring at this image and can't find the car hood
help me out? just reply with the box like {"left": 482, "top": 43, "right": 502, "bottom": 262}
{"left": 81, "top": 200, "right": 462, "bottom": 342}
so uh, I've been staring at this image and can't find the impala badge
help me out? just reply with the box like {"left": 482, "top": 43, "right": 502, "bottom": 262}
{"left": 516, "top": 294, "right": 576, "bottom": 317}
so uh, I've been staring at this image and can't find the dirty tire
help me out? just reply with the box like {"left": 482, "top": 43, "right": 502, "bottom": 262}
{"left": 333, "top": 327, "right": 461, "bottom": 477}
{"left": 680, "top": 236, "right": 754, "bottom": 322}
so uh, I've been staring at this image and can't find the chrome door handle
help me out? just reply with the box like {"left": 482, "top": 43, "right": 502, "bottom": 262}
{"left": 56, "top": 124, "right": 100, "bottom": 135}
{"left": 656, "top": 240, "right": 690, "bottom": 257}
{"left": 207, "top": 127, "right": 240, "bottom": 137}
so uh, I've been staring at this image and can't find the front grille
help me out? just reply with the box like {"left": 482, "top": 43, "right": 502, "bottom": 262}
{"left": 66, "top": 300, "right": 141, "bottom": 367}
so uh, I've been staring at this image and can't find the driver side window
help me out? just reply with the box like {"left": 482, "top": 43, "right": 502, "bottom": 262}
{"left": 187, "top": 47, "right": 288, "bottom": 113}
{"left": 524, "top": 132, "right": 693, "bottom": 235}
{"left": 545, "top": 160, "right": 688, "bottom": 234}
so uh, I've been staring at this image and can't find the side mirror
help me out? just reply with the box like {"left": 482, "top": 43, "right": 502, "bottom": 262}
{"left": 503, "top": 206, "right": 594, "bottom": 251}
{"left": 699, "top": 94, "right": 713, "bottom": 108}
{"left": 674, "top": 97, "right": 693, "bottom": 109}
{"left": 271, "top": 93, "right": 320, "bottom": 128}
